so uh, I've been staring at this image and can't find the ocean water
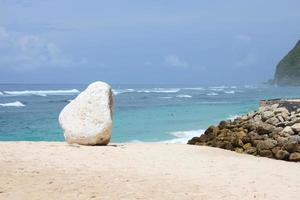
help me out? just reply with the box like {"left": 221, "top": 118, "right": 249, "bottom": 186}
{"left": 1, "top": 84, "right": 300, "bottom": 143}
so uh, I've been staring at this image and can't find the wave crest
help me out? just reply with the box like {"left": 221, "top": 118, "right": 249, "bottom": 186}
{"left": 162, "top": 129, "right": 205, "bottom": 144}
{"left": 227, "top": 115, "right": 241, "bottom": 121}
{"left": 206, "top": 92, "right": 218, "bottom": 96}
{"left": 224, "top": 90, "right": 235, "bottom": 94}
{"left": 138, "top": 88, "right": 180, "bottom": 93}
{"left": 0, "top": 101, "right": 25, "bottom": 107}
{"left": 112, "top": 89, "right": 135, "bottom": 95}
{"left": 176, "top": 94, "right": 192, "bottom": 98}
{"left": 113, "top": 88, "right": 180, "bottom": 95}
{"left": 3, "top": 89, "right": 80, "bottom": 96}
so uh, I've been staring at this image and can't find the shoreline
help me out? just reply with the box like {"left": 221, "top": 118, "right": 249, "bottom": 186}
{"left": 1, "top": 142, "right": 300, "bottom": 200}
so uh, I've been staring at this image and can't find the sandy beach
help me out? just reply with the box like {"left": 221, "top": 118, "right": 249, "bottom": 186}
{"left": 0, "top": 142, "right": 300, "bottom": 200}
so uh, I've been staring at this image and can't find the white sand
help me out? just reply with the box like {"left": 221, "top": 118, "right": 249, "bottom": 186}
{"left": 0, "top": 142, "right": 300, "bottom": 200}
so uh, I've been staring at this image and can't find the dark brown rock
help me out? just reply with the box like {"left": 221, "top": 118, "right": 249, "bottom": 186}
{"left": 245, "top": 147, "right": 257, "bottom": 154}
{"left": 257, "top": 139, "right": 277, "bottom": 151}
{"left": 187, "top": 137, "right": 200, "bottom": 145}
{"left": 258, "top": 150, "right": 273, "bottom": 158}
{"left": 275, "top": 150, "right": 290, "bottom": 160}
{"left": 235, "top": 148, "right": 244, "bottom": 153}
{"left": 219, "top": 120, "right": 230, "bottom": 129}
{"left": 248, "top": 131, "right": 262, "bottom": 141}
{"left": 244, "top": 122, "right": 257, "bottom": 131}
{"left": 289, "top": 152, "right": 300, "bottom": 162}
{"left": 284, "top": 140, "right": 298, "bottom": 153}
{"left": 256, "top": 123, "right": 275, "bottom": 135}
{"left": 276, "top": 122, "right": 287, "bottom": 128}
{"left": 243, "top": 143, "right": 252, "bottom": 150}
{"left": 205, "top": 125, "right": 219, "bottom": 136}
{"left": 272, "top": 146, "right": 281, "bottom": 155}
{"left": 275, "top": 136, "right": 289, "bottom": 147}
{"left": 188, "top": 103, "right": 300, "bottom": 162}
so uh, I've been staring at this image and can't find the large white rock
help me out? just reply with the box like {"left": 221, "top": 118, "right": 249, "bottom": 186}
{"left": 59, "top": 81, "right": 114, "bottom": 145}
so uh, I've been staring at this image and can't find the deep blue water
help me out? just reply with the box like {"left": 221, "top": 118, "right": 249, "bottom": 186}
{"left": 1, "top": 84, "right": 300, "bottom": 143}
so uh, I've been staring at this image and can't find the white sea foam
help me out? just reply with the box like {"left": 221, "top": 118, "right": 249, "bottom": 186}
{"left": 139, "top": 88, "right": 180, "bottom": 93}
{"left": 136, "top": 89, "right": 151, "bottom": 93}
{"left": 210, "top": 88, "right": 224, "bottom": 92}
{"left": 176, "top": 94, "right": 192, "bottom": 98}
{"left": 128, "top": 140, "right": 144, "bottom": 143}
{"left": 3, "top": 89, "right": 80, "bottom": 96}
{"left": 206, "top": 92, "right": 218, "bottom": 96}
{"left": 224, "top": 90, "right": 235, "bottom": 94}
{"left": 112, "top": 89, "right": 135, "bottom": 95}
{"left": 113, "top": 88, "right": 180, "bottom": 95}
{"left": 161, "top": 129, "right": 205, "bottom": 144}
{"left": 159, "top": 96, "right": 173, "bottom": 99}
{"left": 182, "top": 87, "right": 204, "bottom": 90}
{"left": 209, "top": 86, "right": 227, "bottom": 89}
{"left": 0, "top": 92, "right": 3, "bottom": 96}
{"left": 227, "top": 115, "right": 241, "bottom": 121}
{"left": 0, "top": 101, "right": 25, "bottom": 107}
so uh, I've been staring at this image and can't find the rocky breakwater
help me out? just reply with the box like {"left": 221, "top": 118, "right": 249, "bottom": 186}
{"left": 188, "top": 104, "right": 300, "bottom": 162}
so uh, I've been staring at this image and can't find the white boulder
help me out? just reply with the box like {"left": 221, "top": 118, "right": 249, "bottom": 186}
{"left": 59, "top": 81, "right": 114, "bottom": 145}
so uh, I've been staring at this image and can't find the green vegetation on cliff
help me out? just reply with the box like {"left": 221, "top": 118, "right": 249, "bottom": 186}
{"left": 273, "top": 40, "right": 300, "bottom": 86}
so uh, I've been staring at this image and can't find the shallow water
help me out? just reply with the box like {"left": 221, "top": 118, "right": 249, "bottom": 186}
{"left": 1, "top": 84, "right": 300, "bottom": 143}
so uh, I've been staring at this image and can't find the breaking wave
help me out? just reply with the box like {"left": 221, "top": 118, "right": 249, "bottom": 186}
{"left": 176, "top": 94, "right": 192, "bottom": 98}
{"left": 0, "top": 101, "right": 25, "bottom": 107}
{"left": 182, "top": 87, "right": 204, "bottom": 90}
{"left": 227, "top": 115, "right": 241, "bottom": 121}
{"left": 224, "top": 90, "right": 235, "bottom": 94}
{"left": 138, "top": 88, "right": 180, "bottom": 93}
{"left": 206, "top": 92, "right": 219, "bottom": 96}
{"left": 3, "top": 89, "right": 80, "bottom": 96}
{"left": 161, "top": 129, "right": 205, "bottom": 144}
{"left": 112, "top": 89, "right": 135, "bottom": 95}
{"left": 113, "top": 88, "right": 181, "bottom": 95}
{"left": 112, "top": 86, "right": 240, "bottom": 95}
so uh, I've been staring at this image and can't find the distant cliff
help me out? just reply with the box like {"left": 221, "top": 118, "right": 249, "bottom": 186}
{"left": 273, "top": 40, "right": 300, "bottom": 86}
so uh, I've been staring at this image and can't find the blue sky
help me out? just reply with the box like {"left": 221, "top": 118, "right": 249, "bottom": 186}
{"left": 0, "top": 0, "right": 300, "bottom": 84}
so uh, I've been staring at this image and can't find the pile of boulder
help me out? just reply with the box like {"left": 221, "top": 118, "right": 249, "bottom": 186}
{"left": 188, "top": 103, "right": 300, "bottom": 162}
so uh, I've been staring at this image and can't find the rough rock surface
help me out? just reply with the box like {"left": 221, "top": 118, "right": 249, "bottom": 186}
{"left": 59, "top": 81, "right": 114, "bottom": 145}
{"left": 188, "top": 103, "right": 300, "bottom": 162}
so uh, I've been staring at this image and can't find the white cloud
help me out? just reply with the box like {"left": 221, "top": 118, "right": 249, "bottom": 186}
{"left": 0, "top": 26, "right": 83, "bottom": 71}
{"left": 164, "top": 55, "right": 189, "bottom": 69}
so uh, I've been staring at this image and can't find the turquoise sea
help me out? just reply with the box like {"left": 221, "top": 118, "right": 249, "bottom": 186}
{"left": 1, "top": 84, "right": 300, "bottom": 143}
